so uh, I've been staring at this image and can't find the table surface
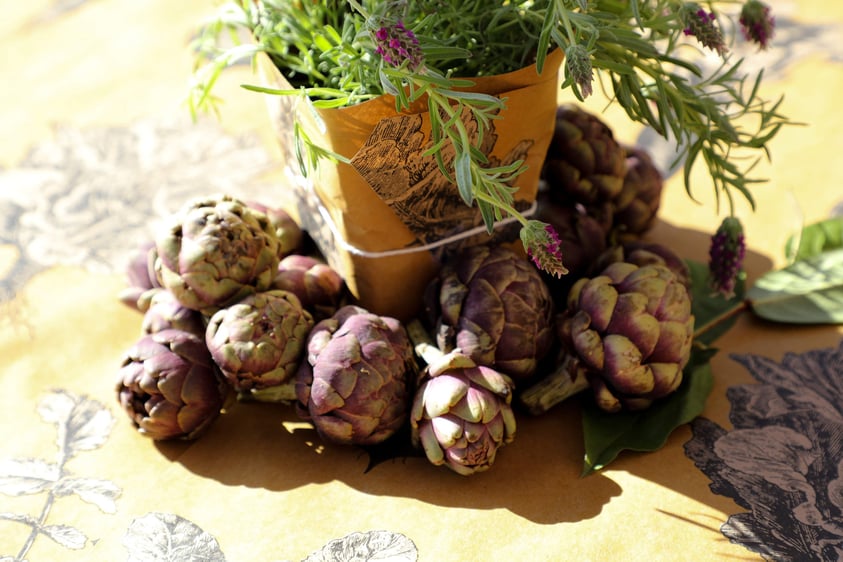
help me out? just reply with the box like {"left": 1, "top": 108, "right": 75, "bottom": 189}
{"left": 2, "top": 1, "right": 843, "bottom": 561}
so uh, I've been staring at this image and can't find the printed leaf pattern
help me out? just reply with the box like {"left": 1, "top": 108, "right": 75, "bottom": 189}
{"left": 302, "top": 530, "right": 418, "bottom": 562}
{"left": 122, "top": 513, "right": 227, "bottom": 562}
{"left": 0, "top": 390, "right": 119, "bottom": 560}
{"left": 685, "top": 340, "right": 843, "bottom": 560}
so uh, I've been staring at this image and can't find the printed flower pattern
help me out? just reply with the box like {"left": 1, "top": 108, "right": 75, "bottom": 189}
{"left": 0, "top": 119, "right": 278, "bottom": 302}
{"left": 685, "top": 340, "right": 843, "bottom": 561}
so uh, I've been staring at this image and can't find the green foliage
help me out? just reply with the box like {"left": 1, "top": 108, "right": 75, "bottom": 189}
{"left": 747, "top": 248, "right": 843, "bottom": 324}
{"left": 686, "top": 259, "right": 747, "bottom": 346}
{"left": 581, "top": 348, "right": 714, "bottom": 476}
{"left": 189, "top": 0, "right": 791, "bottom": 274}
{"left": 785, "top": 216, "right": 843, "bottom": 262}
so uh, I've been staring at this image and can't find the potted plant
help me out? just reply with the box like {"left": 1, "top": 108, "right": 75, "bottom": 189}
{"left": 188, "top": 0, "right": 784, "bottom": 319}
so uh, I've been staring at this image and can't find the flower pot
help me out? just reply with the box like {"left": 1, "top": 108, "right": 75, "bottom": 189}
{"left": 257, "top": 49, "right": 564, "bottom": 321}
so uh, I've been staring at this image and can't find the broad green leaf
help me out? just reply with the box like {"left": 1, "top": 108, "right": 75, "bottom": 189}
{"left": 581, "top": 351, "right": 714, "bottom": 476}
{"left": 747, "top": 248, "right": 843, "bottom": 324}
{"left": 785, "top": 217, "right": 843, "bottom": 261}
{"left": 686, "top": 259, "right": 746, "bottom": 346}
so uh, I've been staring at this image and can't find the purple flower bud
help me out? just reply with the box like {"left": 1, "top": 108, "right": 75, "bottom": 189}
{"left": 565, "top": 44, "right": 594, "bottom": 98}
{"left": 523, "top": 221, "right": 569, "bottom": 278}
{"left": 709, "top": 216, "right": 746, "bottom": 297}
{"left": 681, "top": 3, "right": 728, "bottom": 56}
{"left": 374, "top": 20, "right": 423, "bottom": 71}
{"left": 740, "top": 0, "right": 775, "bottom": 50}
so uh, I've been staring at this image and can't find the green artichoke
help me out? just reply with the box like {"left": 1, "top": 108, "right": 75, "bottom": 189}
{"left": 154, "top": 195, "right": 282, "bottom": 315}
{"left": 206, "top": 289, "right": 314, "bottom": 396}
{"left": 295, "top": 305, "right": 415, "bottom": 446}
{"left": 595, "top": 240, "right": 692, "bottom": 291}
{"left": 410, "top": 351, "right": 516, "bottom": 476}
{"left": 425, "top": 244, "right": 555, "bottom": 382}
{"left": 272, "top": 255, "right": 346, "bottom": 322}
{"left": 558, "top": 261, "right": 694, "bottom": 412}
{"left": 116, "top": 329, "right": 228, "bottom": 440}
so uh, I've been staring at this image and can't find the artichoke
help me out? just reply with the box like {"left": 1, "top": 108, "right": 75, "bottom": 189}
{"left": 138, "top": 288, "right": 206, "bottom": 337}
{"left": 154, "top": 195, "right": 282, "bottom": 315}
{"left": 246, "top": 200, "right": 304, "bottom": 257}
{"left": 295, "top": 305, "right": 415, "bottom": 446}
{"left": 594, "top": 240, "right": 692, "bottom": 291}
{"left": 272, "top": 255, "right": 346, "bottom": 321}
{"left": 119, "top": 240, "right": 160, "bottom": 311}
{"left": 541, "top": 104, "right": 627, "bottom": 234}
{"left": 558, "top": 261, "right": 694, "bottom": 412}
{"left": 205, "top": 290, "right": 314, "bottom": 394}
{"left": 612, "top": 145, "right": 664, "bottom": 239}
{"left": 425, "top": 244, "right": 555, "bottom": 382}
{"left": 116, "top": 329, "right": 228, "bottom": 440}
{"left": 534, "top": 187, "right": 609, "bottom": 302}
{"left": 410, "top": 350, "right": 516, "bottom": 476}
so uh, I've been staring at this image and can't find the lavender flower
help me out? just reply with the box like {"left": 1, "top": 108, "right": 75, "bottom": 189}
{"left": 374, "top": 20, "right": 423, "bottom": 71}
{"left": 682, "top": 3, "right": 728, "bottom": 56}
{"left": 522, "top": 221, "right": 568, "bottom": 278}
{"left": 740, "top": 0, "right": 775, "bottom": 50}
{"left": 709, "top": 216, "right": 746, "bottom": 297}
{"left": 565, "top": 44, "right": 594, "bottom": 98}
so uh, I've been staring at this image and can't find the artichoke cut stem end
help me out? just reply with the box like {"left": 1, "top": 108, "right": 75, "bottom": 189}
{"left": 407, "top": 318, "right": 445, "bottom": 366}
{"left": 519, "top": 354, "right": 589, "bottom": 415}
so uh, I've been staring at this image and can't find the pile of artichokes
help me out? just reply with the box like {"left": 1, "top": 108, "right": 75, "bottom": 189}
{"left": 114, "top": 104, "right": 698, "bottom": 476}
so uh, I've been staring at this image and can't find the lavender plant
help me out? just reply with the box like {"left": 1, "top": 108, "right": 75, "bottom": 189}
{"left": 190, "top": 0, "right": 786, "bottom": 276}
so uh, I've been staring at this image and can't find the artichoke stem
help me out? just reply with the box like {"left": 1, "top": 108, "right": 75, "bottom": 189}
{"left": 518, "top": 354, "right": 589, "bottom": 415}
{"left": 406, "top": 319, "right": 445, "bottom": 366}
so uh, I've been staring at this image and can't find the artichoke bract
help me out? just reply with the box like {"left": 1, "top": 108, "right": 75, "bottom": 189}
{"left": 425, "top": 244, "right": 555, "bottom": 382}
{"left": 410, "top": 351, "right": 516, "bottom": 476}
{"left": 119, "top": 240, "right": 161, "bottom": 311}
{"left": 613, "top": 145, "right": 664, "bottom": 239}
{"left": 272, "top": 255, "right": 346, "bottom": 322}
{"left": 138, "top": 288, "right": 206, "bottom": 337}
{"left": 558, "top": 261, "right": 694, "bottom": 412}
{"left": 116, "top": 329, "right": 228, "bottom": 440}
{"left": 295, "top": 305, "right": 415, "bottom": 446}
{"left": 154, "top": 195, "right": 282, "bottom": 315}
{"left": 541, "top": 104, "right": 627, "bottom": 234}
{"left": 246, "top": 200, "right": 304, "bottom": 257}
{"left": 206, "top": 289, "right": 314, "bottom": 394}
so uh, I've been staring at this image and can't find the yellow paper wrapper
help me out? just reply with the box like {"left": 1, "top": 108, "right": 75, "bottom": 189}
{"left": 259, "top": 50, "right": 564, "bottom": 321}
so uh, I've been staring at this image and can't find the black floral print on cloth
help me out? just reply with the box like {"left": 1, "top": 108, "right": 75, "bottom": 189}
{"left": 685, "top": 340, "right": 843, "bottom": 561}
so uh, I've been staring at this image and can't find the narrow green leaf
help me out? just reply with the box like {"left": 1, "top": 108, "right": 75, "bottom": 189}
{"left": 581, "top": 353, "right": 714, "bottom": 476}
{"left": 747, "top": 248, "right": 843, "bottom": 324}
{"left": 785, "top": 217, "right": 843, "bottom": 262}
{"left": 454, "top": 152, "right": 474, "bottom": 205}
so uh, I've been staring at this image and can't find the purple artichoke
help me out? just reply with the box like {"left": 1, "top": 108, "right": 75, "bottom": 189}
{"left": 154, "top": 195, "right": 282, "bottom": 315}
{"left": 425, "top": 244, "right": 555, "bottom": 382}
{"left": 205, "top": 290, "right": 314, "bottom": 395}
{"left": 116, "top": 329, "right": 228, "bottom": 440}
{"left": 119, "top": 240, "right": 160, "bottom": 311}
{"left": 410, "top": 351, "right": 516, "bottom": 476}
{"left": 272, "top": 255, "right": 346, "bottom": 321}
{"left": 246, "top": 200, "right": 304, "bottom": 257}
{"left": 138, "top": 289, "right": 206, "bottom": 337}
{"left": 295, "top": 305, "right": 415, "bottom": 446}
{"left": 558, "top": 261, "right": 694, "bottom": 412}
{"left": 613, "top": 145, "right": 664, "bottom": 239}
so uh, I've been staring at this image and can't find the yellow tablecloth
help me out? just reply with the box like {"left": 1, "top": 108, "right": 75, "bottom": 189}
{"left": 2, "top": 1, "right": 842, "bottom": 561}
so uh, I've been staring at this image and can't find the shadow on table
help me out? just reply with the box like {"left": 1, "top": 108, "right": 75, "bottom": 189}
{"left": 156, "top": 219, "right": 821, "bottom": 529}
{"left": 156, "top": 396, "right": 622, "bottom": 525}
